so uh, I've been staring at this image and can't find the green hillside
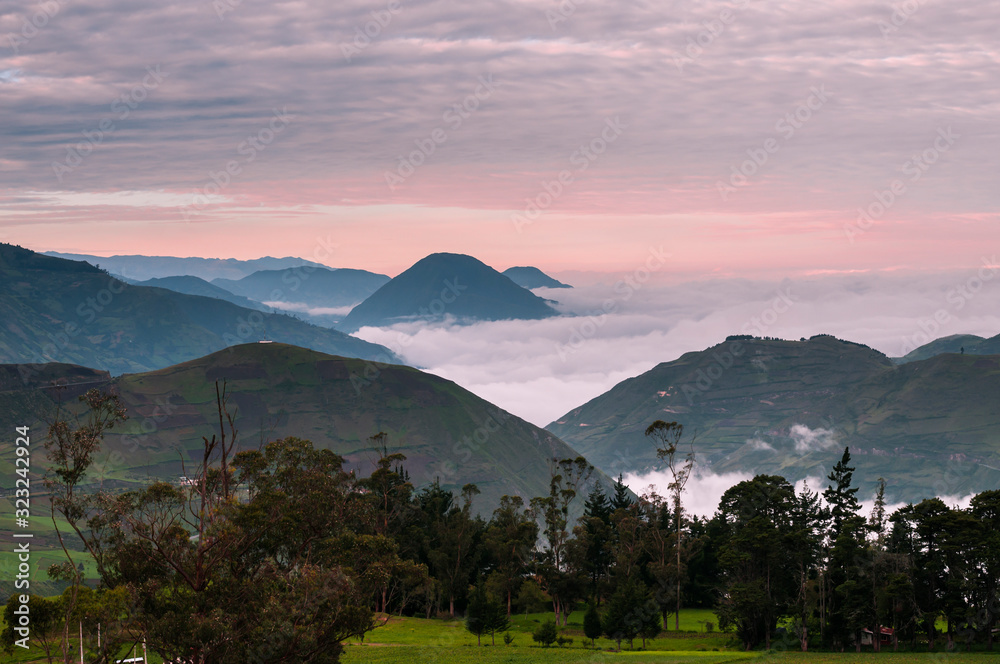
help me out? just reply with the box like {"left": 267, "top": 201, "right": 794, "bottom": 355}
{"left": 548, "top": 335, "right": 1000, "bottom": 503}
{"left": 894, "top": 333, "right": 988, "bottom": 363}
{"left": 0, "top": 343, "right": 612, "bottom": 514}
{"left": 338, "top": 253, "right": 559, "bottom": 332}
{"left": 0, "top": 243, "right": 396, "bottom": 373}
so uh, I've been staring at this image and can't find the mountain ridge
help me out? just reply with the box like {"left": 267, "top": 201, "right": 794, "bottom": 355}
{"left": 0, "top": 244, "right": 397, "bottom": 374}
{"left": 0, "top": 343, "right": 614, "bottom": 514}
{"left": 548, "top": 334, "right": 1000, "bottom": 503}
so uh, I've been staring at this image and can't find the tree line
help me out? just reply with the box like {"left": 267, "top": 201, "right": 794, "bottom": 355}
{"left": 2, "top": 392, "right": 998, "bottom": 663}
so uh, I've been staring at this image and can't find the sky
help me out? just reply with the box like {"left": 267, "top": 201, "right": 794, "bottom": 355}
{"left": 2, "top": 0, "right": 999, "bottom": 276}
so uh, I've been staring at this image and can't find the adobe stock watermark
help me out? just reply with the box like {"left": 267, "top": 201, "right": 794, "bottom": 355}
{"left": 717, "top": 85, "right": 829, "bottom": 201}
{"left": 555, "top": 246, "right": 668, "bottom": 362}
{"left": 17, "top": 274, "right": 130, "bottom": 384}
{"left": 673, "top": 0, "right": 754, "bottom": 73}
{"left": 349, "top": 276, "right": 466, "bottom": 393}
{"left": 876, "top": 0, "right": 929, "bottom": 37}
{"left": 682, "top": 286, "right": 795, "bottom": 405}
{"left": 384, "top": 74, "right": 500, "bottom": 191}
{"left": 511, "top": 116, "right": 626, "bottom": 233}
{"left": 213, "top": 0, "right": 245, "bottom": 20}
{"left": 180, "top": 107, "right": 292, "bottom": 220}
{"left": 546, "top": 0, "right": 587, "bottom": 29}
{"left": 432, "top": 410, "right": 512, "bottom": 481}
{"left": 5, "top": 0, "right": 68, "bottom": 53}
{"left": 898, "top": 256, "right": 998, "bottom": 356}
{"left": 340, "top": 0, "right": 404, "bottom": 61}
{"left": 52, "top": 65, "right": 169, "bottom": 182}
{"left": 843, "top": 126, "right": 959, "bottom": 244}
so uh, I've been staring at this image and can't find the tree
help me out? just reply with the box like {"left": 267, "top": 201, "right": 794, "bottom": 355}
{"left": 48, "top": 385, "right": 378, "bottom": 664}
{"left": 424, "top": 483, "right": 484, "bottom": 617}
{"left": 970, "top": 491, "right": 1000, "bottom": 649}
{"left": 2, "top": 595, "right": 62, "bottom": 663}
{"left": 530, "top": 457, "right": 592, "bottom": 626}
{"left": 601, "top": 577, "right": 647, "bottom": 650}
{"left": 638, "top": 597, "right": 663, "bottom": 649}
{"left": 610, "top": 473, "right": 633, "bottom": 512}
{"left": 716, "top": 475, "right": 803, "bottom": 650}
{"left": 583, "top": 601, "right": 602, "bottom": 647}
{"left": 640, "top": 489, "right": 681, "bottom": 631}
{"left": 787, "top": 482, "right": 827, "bottom": 651}
{"left": 486, "top": 596, "right": 511, "bottom": 646}
{"left": 645, "top": 420, "right": 694, "bottom": 630}
{"left": 43, "top": 388, "right": 127, "bottom": 663}
{"left": 869, "top": 477, "right": 888, "bottom": 545}
{"left": 465, "top": 585, "right": 489, "bottom": 646}
{"left": 578, "top": 484, "right": 613, "bottom": 602}
{"left": 532, "top": 620, "right": 558, "bottom": 647}
{"left": 829, "top": 516, "right": 873, "bottom": 651}
{"left": 823, "top": 447, "right": 860, "bottom": 540}
{"left": 485, "top": 495, "right": 537, "bottom": 616}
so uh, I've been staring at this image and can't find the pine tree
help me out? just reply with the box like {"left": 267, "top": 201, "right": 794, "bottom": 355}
{"left": 532, "top": 619, "right": 558, "bottom": 647}
{"left": 487, "top": 597, "right": 510, "bottom": 646}
{"left": 602, "top": 578, "right": 646, "bottom": 650}
{"left": 583, "top": 601, "right": 602, "bottom": 647}
{"left": 869, "top": 477, "right": 888, "bottom": 545}
{"left": 465, "top": 585, "right": 489, "bottom": 646}
{"left": 610, "top": 473, "right": 633, "bottom": 512}
{"left": 823, "top": 447, "right": 860, "bottom": 539}
{"left": 584, "top": 483, "right": 612, "bottom": 523}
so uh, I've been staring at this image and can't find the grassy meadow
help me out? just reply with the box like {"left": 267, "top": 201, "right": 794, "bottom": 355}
{"left": 4, "top": 607, "right": 996, "bottom": 664}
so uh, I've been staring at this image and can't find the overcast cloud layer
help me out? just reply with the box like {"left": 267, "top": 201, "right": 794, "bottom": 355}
{"left": 1, "top": 0, "right": 998, "bottom": 273}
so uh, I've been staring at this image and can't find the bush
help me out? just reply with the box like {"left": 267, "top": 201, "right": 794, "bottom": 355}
{"left": 514, "top": 580, "right": 550, "bottom": 614}
{"left": 502, "top": 632, "right": 514, "bottom": 646}
{"left": 556, "top": 636, "right": 574, "bottom": 647}
{"left": 705, "top": 621, "right": 714, "bottom": 633}
{"left": 583, "top": 601, "right": 602, "bottom": 646}
{"left": 532, "top": 620, "right": 558, "bottom": 647}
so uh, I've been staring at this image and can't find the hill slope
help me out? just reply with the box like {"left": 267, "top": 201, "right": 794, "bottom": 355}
{"left": 0, "top": 344, "right": 612, "bottom": 514}
{"left": 548, "top": 335, "right": 1000, "bottom": 503}
{"left": 0, "top": 244, "right": 396, "bottom": 374}
{"left": 136, "top": 275, "right": 268, "bottom": 311}
{"left": 895, "top": 333, "right": 988, "bottom": 363}
{"left": 338, "top": 253, "right": 559, "bottom": 332}
{"left": 502, "top": 266, "right": 571, "bottom": 289}
{"left": 212, "top": 267, "right": 390, "bottom": 309}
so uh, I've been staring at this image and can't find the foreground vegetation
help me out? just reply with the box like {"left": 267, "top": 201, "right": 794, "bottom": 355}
{"left": 3, "top": 389, "right": 998, "bottom": 664}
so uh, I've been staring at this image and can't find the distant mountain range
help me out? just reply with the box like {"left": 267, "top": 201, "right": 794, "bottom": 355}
{"left": 502, "top": 266, "right": 571, "bottom": 289}
{"left": 211, "top": 267, "right": 390, "bottom": 310}
{"left": 547, "top": 335, "right": 1000, "bottom": 503}
{"left": 135, "top": 275, "right": 269, "bottom": 311}
{"left": 0, "top": 343, "right": 614, "bottom": 514}
{"left": 43, "top": 252, "right": 326, "bottom": 281}
{"left": 337, "top": 253, "right": 560, "bottom": 332}
{"left": 0, "top": 244, "right": 395, "bottom": 374}
{"left": 895, "top": 332, "right": 1000, "bottom": 363}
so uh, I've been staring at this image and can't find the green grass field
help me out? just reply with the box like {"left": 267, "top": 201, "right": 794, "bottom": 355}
{"left": 339, "top": 610, "right": 998, "bottom": 664}
{"left": 5, "top": 608, "right": 997, "bottom": 664}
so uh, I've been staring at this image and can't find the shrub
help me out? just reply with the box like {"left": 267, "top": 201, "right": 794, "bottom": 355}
{"left": 583, "top": 601, "right": 602, "bottom": 646}
{"left": 532, "top": 620, "right": 558, "bottom": 647}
